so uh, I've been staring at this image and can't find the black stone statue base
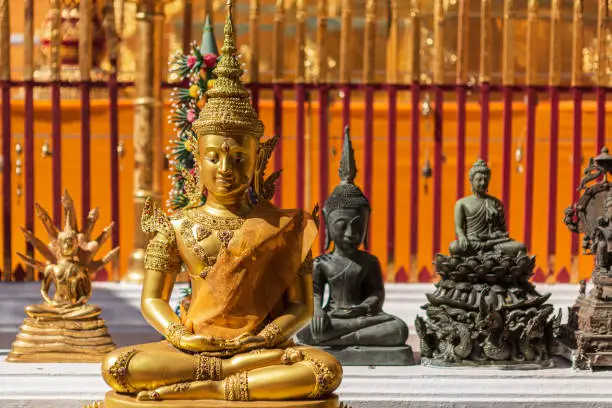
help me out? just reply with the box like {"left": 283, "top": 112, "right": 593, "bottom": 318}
{"left": 421, "top": 357, "right": 554, "bottom": 369}
{"left": 557, "top": 290, "right": 612, "bottom": 370}
{"left": 317, "top": 345, "right": 414, "bottom": 366}
{"left": 416, "top": 253, "right": 561, "bottom": 368}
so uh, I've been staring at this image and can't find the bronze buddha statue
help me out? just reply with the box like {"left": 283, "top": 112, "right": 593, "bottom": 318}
{"left": 449, "top": 159, "right": 526, "bottom": 258}
{"left": 296, "top": 128, "right": 411, "bottom": 365}
{"left": 100, "top": 2, "right": 342, "bottom": 405}
{"left": 416, "top": 160, "right": 559, "bottom": 367}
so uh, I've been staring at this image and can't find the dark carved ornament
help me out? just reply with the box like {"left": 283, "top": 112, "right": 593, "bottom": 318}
{"left": 559, "top": 146, "right": 612, "bottom": 370}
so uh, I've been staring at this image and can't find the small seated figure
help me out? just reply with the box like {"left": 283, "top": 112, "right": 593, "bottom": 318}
{"left": 100, "top": 5, "right": 342, "bottom": 405}
{"left": 7, "top": 190, "right": 117, "bottom": 362}
{"left": 449, "top": 159, "right": 526, "bottom": 257}
{"left": 296, "top": 128, "right": 411, "bottom": 365}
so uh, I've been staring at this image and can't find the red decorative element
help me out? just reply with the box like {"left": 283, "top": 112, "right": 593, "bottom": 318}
{"left": 204, "top": 53, "right": 217, "bottom": 68}
{"left": 273, "top": 84, "right": 283, "bottom": 207}
{"left": 571, "top": 88, "right": 583, "bottom": 255}
{"left": 95, "top": 268, "right": 109, "bottom": 282}
{"left": 187, "top": 109, "right": 197, "bottom": 123}
{"left": 501, "top": 87, "right": 513, "bottom": 224}
{"left": 295, "top": 84, "right": 306, "bottom": 209}
{"left": 395, "top": 266, "right": 408, "bottom": 282}
{"left": 109, "top": 66, "right": 120, "bottom": 252}
{"left": 187, "top": 55, "right": 198, "bottom": 69}
{"left": 433, "top": 87, "right": 444, "bottom": 255}
{"left": 387, "top": 88, "right": 397, "bottom": 268}
{"left": 547, "top": 88, "right": 560, "bottom": 257}
{"left": 364, "top": 86, "right": 374, "bottom": 248}
{"left": 523, "top": 88, "right": 537, "bottom": 251}
{"left": 480, "top": 82, "right": 490, "bottom": 162}
{"left": 419, "top": 267, "right": 431, "bottom": 282}
{"left": 456, "top": 86, "right": 467, "bottom": 199}
{"left": 2, "top": 81, "right": 12, "bottom": 278}
{"left": 556, "top": 267, "right": 570, "bottom": 283}
{"left": 13, "top": 264, "right": 26, "bottom": 282}
{"left": 532, "top": 267, "right": 546, "bottom": 282}
{"left": 318, "top": 88, "right": 329, "bottom": 255}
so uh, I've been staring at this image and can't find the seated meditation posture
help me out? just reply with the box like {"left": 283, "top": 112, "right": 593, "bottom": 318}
{"left": 8, "top": 191, "right": 117, "bottom": 362}
{"left": 101, "top": 4, "right": 342, "bottom": 405}
{"left": 296, "top": 128, "right": 410, "bottom": 365}
{"left": 449, "top": 159, "right": 526, "bottom": 258}
{"left": 416, "top": 160, "right": 559, "bottom": 367}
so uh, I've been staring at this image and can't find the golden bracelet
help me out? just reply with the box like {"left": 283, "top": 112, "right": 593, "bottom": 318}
{"left": 259, "top": 322, "right": 283, "bottom": 347}
{"left": 165, "top": 322, "right": 189, "bottom": 349}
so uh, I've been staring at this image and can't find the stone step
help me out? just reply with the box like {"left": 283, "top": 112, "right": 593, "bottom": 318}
{"left": 2, "top": 355, "right": 612, "bottom": 408}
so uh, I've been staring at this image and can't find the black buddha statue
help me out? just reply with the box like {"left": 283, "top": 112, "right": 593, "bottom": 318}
{"left": 416, "top": 159, "right": 560, "bottom": 368}
{"left": 296, "top": 127, "right": 412, "bottom": 366}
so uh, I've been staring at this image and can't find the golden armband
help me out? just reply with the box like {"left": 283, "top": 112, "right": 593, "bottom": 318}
{"left": 144, "top": 238, "right": 181, "bottom": 274}
{"left": 259, "top": 322, "right": 284, "bottom": 347}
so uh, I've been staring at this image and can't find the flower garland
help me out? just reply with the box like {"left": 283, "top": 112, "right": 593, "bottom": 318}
{"left": 166, "top": 21, "right": 219, "bottom": 211}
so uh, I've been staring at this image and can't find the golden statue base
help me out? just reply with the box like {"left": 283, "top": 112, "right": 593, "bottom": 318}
{"left": 7, "top": 315, "right": 115, "bottom": 363}
{"left": 104, "top": 392, "right": 342, "bottom": 408}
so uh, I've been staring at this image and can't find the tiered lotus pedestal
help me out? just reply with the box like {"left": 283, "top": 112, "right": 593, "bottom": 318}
{"left": 416, "top": 253, "right": 559, "bottom": 369}
{"left": 7, "top": 311, "right": 115, "bottom": 363}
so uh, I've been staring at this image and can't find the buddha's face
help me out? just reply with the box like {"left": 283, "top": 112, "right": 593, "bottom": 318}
{"left": 327, "top": 208, "right": 369, "bottom": 252}
{"left": 470, "top": 171, "right": 490, "bottom": 196}
{"left": 199, "top": 133, "right": 257, "bottom": 203}
{"left": 58, "top": 232, "right": 78, "bottom": 257}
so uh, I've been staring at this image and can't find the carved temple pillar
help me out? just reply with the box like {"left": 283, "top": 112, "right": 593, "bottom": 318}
{"left": 125, "top": 0, "right": 168, "bottom": 283}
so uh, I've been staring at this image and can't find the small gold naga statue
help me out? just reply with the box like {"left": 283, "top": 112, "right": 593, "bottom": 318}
{"left": 7, "top": 190, "right": 118, "bottom": 362}
{"left": 100, "top": 2, "right": 342, "bottom": 407}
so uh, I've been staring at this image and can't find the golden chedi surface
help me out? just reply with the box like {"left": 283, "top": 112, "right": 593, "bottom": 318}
{"left": 7, "top": 190, "right": 118, "bottom": 363}
{"left": 100, "top": 2, "right": 342, "bottom": 406}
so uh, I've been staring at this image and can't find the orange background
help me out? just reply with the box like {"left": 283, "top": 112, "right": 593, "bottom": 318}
{"left": 0, "top": 94, "right": 609, "bottom": 283}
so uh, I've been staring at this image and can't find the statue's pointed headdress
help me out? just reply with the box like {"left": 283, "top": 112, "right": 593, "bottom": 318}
{"left": 200, "top": 14, "right": 219, "bottom": 56}
{"left": 192, "top": 0, "right": 264, "bottom": 140}
{"left": 323, "top": 126, "right": 371, "bottom": 250}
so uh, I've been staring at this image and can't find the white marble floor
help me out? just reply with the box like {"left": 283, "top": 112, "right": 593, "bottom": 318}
{"left": 1, "top": 282, "right": 605, "bottom": 408}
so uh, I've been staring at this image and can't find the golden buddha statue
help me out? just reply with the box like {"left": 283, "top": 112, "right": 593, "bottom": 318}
{"left": 100, "top": 2, "right": 343, "bottom": 406}
{"left": 7, "top": 190, "right": 117, "bottom": 362}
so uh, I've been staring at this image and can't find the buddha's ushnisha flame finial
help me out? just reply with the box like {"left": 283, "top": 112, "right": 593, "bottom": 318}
{"left": 192, "top": 0, "right": 264, "bottom": 140}
{"left": 339, "top": 125, "right": 357, "bottom": 185}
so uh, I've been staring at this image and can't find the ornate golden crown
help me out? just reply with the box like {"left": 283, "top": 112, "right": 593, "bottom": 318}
{"left": 192, "top": 0, "right": 264, "bottom": 141}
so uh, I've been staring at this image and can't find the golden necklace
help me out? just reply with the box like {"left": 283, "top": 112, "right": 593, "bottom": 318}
{"left": 179, "top": 209, "right": 246, "bottom": 279}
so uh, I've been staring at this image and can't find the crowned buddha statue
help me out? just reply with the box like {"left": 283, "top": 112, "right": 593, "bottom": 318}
{"left": 295, "top": 127, "right": 412, "bottom": 365}
{"left": 416, "top": 160, "right": 559, "bottom": 368}
{"left": 7, "top": 190, "right": 117, "bottom": 362}
{"left": 100, "top": 3, "right": 342, "bottom": 406}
